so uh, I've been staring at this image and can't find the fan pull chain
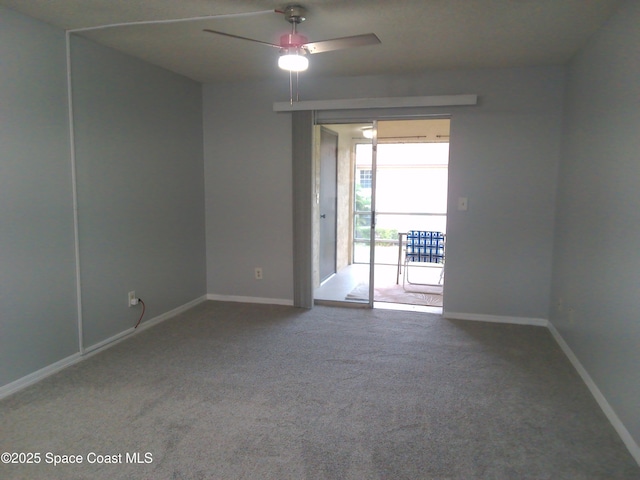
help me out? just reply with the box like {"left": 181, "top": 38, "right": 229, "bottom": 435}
{"left": 289, "top": 70, "right": 293, "bottom": 105}
{"left": 288, "top": 70, "right": 302, "bottom": 104}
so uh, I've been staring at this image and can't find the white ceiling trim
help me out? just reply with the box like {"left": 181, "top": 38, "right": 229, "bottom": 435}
{"left": 67, "top": 9, "right": 273, "bottom": 33}
{"left": 273, "top": 94, "right": 478, "bottom": 112}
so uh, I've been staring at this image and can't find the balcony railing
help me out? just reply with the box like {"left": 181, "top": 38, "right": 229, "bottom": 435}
{"left": 353, "top": 211, "right": 447, "bottom": 264}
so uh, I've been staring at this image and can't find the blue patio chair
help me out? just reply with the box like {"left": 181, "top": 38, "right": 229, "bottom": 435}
{"left": 402, "top": 230, "right": 445, "bottom": 287}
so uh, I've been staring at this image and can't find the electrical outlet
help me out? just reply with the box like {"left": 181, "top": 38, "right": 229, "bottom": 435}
{"left": 255, "top": 267, "right": 263, "bottom": 280}
{"left": 128, "top": 291, "right": 138, "bottom": 307}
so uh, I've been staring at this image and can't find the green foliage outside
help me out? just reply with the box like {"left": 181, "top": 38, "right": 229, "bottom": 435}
{"left": 375, "top": 228, "right": 399, "bottom": 241}
{"left": 354, "top": 185, "right": 371, "bottom": 212}
{"left": 354, "top": 185, "right": 397, "bottom": 244}
{"left": 354, "top": 185, "right": 371, "bottom": 240}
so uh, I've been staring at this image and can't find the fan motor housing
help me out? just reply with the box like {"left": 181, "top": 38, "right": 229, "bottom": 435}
{"left": 280, "top": 32, "right": 308, "bottom": 48}
{"left": 283, "top": 5, "right": 307, "bottom": 24}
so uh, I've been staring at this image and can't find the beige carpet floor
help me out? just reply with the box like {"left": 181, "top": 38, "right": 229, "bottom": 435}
{"left": 1, "top": 301, "right": 639, "bottom": 479}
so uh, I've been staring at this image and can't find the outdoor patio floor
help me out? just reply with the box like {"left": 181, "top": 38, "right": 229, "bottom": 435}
{"left": 314, "top": 263, "right": 444, "bottom": 313}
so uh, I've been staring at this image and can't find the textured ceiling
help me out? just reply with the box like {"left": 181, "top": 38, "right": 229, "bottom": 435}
{"left": 0, "top": 0, "right": 623, "bottom": 83}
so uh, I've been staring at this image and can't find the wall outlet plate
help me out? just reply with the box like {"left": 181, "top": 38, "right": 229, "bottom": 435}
{"left": 128, "top": 291, "right": 138, "bottom": 307}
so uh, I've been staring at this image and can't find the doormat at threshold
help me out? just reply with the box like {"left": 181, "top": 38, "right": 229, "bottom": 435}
{"left": 346, "top": 282, "right": 443, "bottom": 307}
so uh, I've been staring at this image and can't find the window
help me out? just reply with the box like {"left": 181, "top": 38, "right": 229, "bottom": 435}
{"left": 359, "top": 169, "right": 372, "bottom": 188}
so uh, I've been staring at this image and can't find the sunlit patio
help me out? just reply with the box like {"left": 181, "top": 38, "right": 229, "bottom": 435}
{"left": 314, "top": 244, "right": 444, "bottom": 313}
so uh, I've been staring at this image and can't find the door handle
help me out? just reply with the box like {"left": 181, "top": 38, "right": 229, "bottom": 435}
{"left": 320, "top": 214, "right": 326, "bottom": 218}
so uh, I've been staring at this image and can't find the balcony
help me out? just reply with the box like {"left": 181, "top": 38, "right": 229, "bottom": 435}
{"left": 315, "top": 214, "right": 445, "bottom": 311}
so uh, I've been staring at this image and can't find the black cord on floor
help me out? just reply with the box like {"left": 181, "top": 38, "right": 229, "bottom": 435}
{"left": 134, "top": 298, "right": 146, "bottom": 329}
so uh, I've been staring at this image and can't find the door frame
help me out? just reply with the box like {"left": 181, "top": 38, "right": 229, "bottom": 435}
{"left": 366, "top": 120, "right": 379, "bottom": 308}
{"left": 292, "top": 109, "right": 453, "bottom": 309}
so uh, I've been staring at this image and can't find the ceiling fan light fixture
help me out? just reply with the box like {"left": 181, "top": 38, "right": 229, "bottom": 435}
{"left": 203, "top": 5, "right": 380, "bottom": 99}
{"left": 278, "top": 48, "right": 309, "bottom": 72}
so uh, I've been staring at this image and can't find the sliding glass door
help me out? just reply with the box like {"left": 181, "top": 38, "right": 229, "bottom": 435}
{"left": 356, "top": 122, "right": 378, "bottom": 306}
{"left": 312, "top": 117, "right": 449, "bottom": 309}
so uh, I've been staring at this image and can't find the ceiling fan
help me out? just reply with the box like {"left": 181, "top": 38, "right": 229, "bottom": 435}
{"left": 203, "top": 4, "right": 381, "bottom": 72}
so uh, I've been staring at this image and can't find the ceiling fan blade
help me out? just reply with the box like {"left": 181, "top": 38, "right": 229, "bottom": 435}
{"left": 304, "top": 33, "right": 381, "bottom": 54}
{"left": 203, "top": 29, "right": 280, "bottom": 49}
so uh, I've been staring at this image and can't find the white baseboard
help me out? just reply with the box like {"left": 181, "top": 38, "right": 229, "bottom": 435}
{"left": 445, "top": 311, "right": 639, "bottom": 466}
{"left": 0, "top": 352, "right": 82, "bottom": 400}
{"left": 0, "top": 295, "right": 208, "bottom": 400}
{"left": 3, "top": 299, "right": 638, "bottom": 467}
{"left": 547, "top": 322, "right": 640, "bottom": 466}
{"left": 206, "top": 293, "right": 294, "bottom": 306}
{"left": 83, "top": 295, "right": 208, "bottom": 354}
{"left": 443, "top": 311, "right": 549, "bottom": 327}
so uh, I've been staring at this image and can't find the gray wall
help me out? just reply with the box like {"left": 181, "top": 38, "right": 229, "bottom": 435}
{"left": 0, "top": 6, "right": 206, "bottom": 388}
{"left": 0, "top": 7, "right": 78, "bottom": 386}
{"left": 71, "top": 36, "right": 207, "bottom": 347}
{"left": 203, "top": 67, "right": 564, "bottom": 320}
{"left": 551, "top": 0, "right": 640, "bottom": 447}
{"left": 203, "top": 82, "right": 294, "bottom": 301}
{"left": 4, "top": 2, "right": 637, "bottom": 454}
